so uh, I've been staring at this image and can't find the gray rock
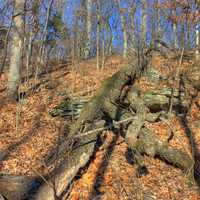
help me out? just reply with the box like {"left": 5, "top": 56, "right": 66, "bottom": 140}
{"left": 145, "top": 68, "right": 162, "bottom": 84}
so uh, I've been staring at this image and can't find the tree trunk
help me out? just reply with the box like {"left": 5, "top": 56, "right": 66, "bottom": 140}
{"left": 105, "top": 17, "right": 113, "bottom": 56}
{"left": 185, "top": 11, "right": 190, "bottom": 50}
{"left": 172, "top": 9, "right": 178, "bottom": 49}
{"left": 196, "top": 26, "right": 199, "bottom": 60}
{"left": 96, "top": 0, "right": 100, "bottom": 69}
{"left": 7, "top": 0, "right": 25, "bottom": 100}
{"left": 34, "top": 64, "right": 138, "bottom": 200}
{"left": 121, "top": 14, "right": 128, "bottom": 58}
{"left": 35, "top": 0, "right": 53, "bottom": 80}
{"left": 116, "top": 0, "right": 128, "bottom": 59}
{"left": 156, "top": 0, "right": 161, "bottom": 48}
{"left": 141, "top": 0, "right": 147, "bottom": 47}
{"left": 84, "top": 0, "right": 92, "bottom": 59}
{"left": 195, "top": 5, "right": 199, "bottom": 60}
{"left": 126, "top": 127, "right": 194, "bottom": 183}
{"left": 130, "top": 5, "right": 136, "bottom": 48}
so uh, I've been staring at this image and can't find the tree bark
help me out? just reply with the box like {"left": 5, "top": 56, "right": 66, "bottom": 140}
{"left": 129, "top": 5, "right": 136, "bottom": 48}
{"left": 7, "top": 0, "right": 25, "bottom": 100}
{"left": 116, "top": 0, "right": 128, "bottom": 58}
{"left": 35, "top": 0, "right": 53, "bottom": 80}
{"left": 195, "top": 3, "right": 199, "bottom": 60}
{"left": 141, "top": 0, "right": 147, "bottom": 47}
{"left": 84, "top": 0, "right": 92, "bottom": 59}
{"left": 126, "top": 127, "right": 194, "bottom": 183}
{"left": 172, "top": 8, "right": 178, "bottom": 48}
{"left": 96, "top": 0, "right": 100, "bottom": 69}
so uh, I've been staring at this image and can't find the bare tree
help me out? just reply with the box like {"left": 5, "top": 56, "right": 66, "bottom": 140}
{"left": 141, "top": 0, "right": 147, "bottom": 47}
{"left": 35, "top": 0, "right": 53, "bottom": 80}
{"left": 155, "top": 0, "right": 161, "bottom": 48}
{"left": 172, "top": 4, "right": 178, "bottom": 48}
{"left": 96, "top": 0, "right": 100, "bottom": 69}
{"left": 129, "top": 1, "right": 136, "bottom": 47}
{"left": 116, "top": 0, "right": 128, "bottom": 58}
{"left": 84, "top": 0, "right": 92, "bottom": 59}
{"left": 7, "top": 0, "right": 25, "bottom": 100}
{"left": 195, "top": 2, "right": 199, "bottom": 59}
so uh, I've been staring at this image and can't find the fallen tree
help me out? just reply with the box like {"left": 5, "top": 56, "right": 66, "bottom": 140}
{"left": 34, "top": 63, "right": 140, "bottom": 200}
{"left": 0, "top": 64, "right": 138, "bottom": 200}
{"left": 0, "top": 60, "right": 198, "bottom": 200}
{"left": 34, "top": 74, "right": 194, "bottom": 200}
{"left": 126, "top": 127, "right": 194, "bottom": 183}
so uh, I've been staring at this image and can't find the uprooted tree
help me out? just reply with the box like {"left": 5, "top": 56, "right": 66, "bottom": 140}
{"left": 0, "top": 54, "right": 199, "bottom": 200}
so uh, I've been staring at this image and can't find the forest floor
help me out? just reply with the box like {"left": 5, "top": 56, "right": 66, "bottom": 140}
{"left": 0, "top": 54, "right": 200, "bottom": 200}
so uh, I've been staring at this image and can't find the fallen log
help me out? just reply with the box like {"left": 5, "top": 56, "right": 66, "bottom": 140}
{"left": 0, "top": 175, "right": 41, "bottom": 200}
{"left": 0, "top": 120, "right": 105, "bottom": 200}
{"left": 50, "top": 86, "right": 189, "bottom": 121}
{"left": 126, "top": 127, "right": 194, "bottom": 183}
{"left": 35, "top": 121, "right": 106, "bottom": 200}
{"left": 0, "top": 64, "right": 139, "bottom": 200}
{"left": 46, "top": 65, "right": 137, "bottom": 164}
{"left": 33, "top": 65, "right": 138, "bottom": 200}
{"left": 125, "top": 85, "right": 147, "bottom": 146}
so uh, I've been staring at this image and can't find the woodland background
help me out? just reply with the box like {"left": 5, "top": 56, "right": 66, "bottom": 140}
{"left": 0, "top": 0, "right": 200, "bottom": 200}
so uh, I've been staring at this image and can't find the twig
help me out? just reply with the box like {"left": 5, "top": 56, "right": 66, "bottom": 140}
{"left": 72, "top": 117, "right": 136, "bottom": 140}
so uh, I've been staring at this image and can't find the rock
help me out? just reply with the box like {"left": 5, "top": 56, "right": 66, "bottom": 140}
{"left": 144, "top": 67, "right": 163, "bottom": 84}
{"left": 185, "top": 64, "right": 200, "bottom": 90}
{"left": 49, "top": 98, "right": 86, "bottom": 118}
{"left": 143, "top": 88, "right": 187, "bottom": 112}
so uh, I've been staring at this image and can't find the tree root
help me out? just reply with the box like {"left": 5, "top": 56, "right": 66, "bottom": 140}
{"left": 126, "top": 127, "right": 194, "bottom": 184}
